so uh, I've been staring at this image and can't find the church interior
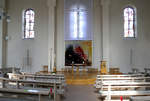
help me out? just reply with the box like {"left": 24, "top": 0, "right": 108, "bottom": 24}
{"left": 0, "top": 0, "right": 150, "bottom": 101}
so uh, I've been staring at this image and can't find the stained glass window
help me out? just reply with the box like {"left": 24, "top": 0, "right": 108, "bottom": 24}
{"left": 123, "top": 6, "right": 136, "bottom": 38}
{"left": 23, "top": 9, "right": 35, "bottom": 39}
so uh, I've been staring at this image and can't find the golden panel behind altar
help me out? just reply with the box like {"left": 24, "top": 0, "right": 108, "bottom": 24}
{"left": 65, "top": 40, "right": 92, "bottom": 66}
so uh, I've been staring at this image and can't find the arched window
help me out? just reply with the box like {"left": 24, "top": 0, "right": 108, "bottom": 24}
{"left": 23, "top": 8, "right": 35, "bottom": 39}
{"left": 123, "top": 6, "right": 136, "bottom": 38}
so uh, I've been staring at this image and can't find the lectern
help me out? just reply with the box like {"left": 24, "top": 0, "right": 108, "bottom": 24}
{"left": 100, "top": 60, "right": 107, "bottom": 74}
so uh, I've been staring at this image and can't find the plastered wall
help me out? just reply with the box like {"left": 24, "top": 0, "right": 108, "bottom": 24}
{"left": 6, "top": 0, "right": 48, "bottom": 73}
{"left": 4, "top": 0, "right": 150, "bottom": 73}
{"left": 109, "top": 0, "right": 150, "bottom": 73}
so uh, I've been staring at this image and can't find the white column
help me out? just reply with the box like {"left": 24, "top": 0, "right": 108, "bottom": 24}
{"left": 0, "top": 0, "right": 6, "bottom": 68}
{"left": 47, "top": 0, "right": 56, "bottom": 72}
{"left": 0, "top": 9, "right": 3, "bottom": 68}
{"left": 93, "top": 0, "right": 102, "bottom": 71}
{"left": 101, "top": 0, "right": 110, "bottom": 69}
{"left": 56, "top": 0, "right": 64, "bottom": 71}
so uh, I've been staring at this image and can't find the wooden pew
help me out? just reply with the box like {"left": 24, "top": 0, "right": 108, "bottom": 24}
{"left": 97, "top": 76, "right": 150, "bottom": 101}
{"left": 97, "top": 74, "right": 145, "bottom": 78}
{"left": 0, "top": 88, "right": 49, "bottom": 101}
{"left": 130, "top": 96, "right": 150, "bottom": 101}
{"left": 7, "top": 73, "right": 66, "bottom": 87}
{"left": 0, "top": 77, "right": 64, "bottom": 101}
{"left": 94, "top": 74, "right": 148, "bottom": 89}
{"left": 7, "top": 73, "right": 65, "bottom": 80}
{"left": 100, "top": 90, "right": 150, "bottom": 101}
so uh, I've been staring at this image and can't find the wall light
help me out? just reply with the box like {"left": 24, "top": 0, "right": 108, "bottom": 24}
{"left": 0, "top": 11, "right": 11, "bottom": 22}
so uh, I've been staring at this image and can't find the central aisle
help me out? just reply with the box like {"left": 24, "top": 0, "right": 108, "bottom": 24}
{"left": 63, "top": 85, "right": 101, "bottom": 101}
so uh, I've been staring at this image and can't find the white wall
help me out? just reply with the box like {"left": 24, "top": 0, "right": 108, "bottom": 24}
{"left": 109, "top": 0, "right": 150, "bottom": 73}
{"left": 5, "top": 0, "right": 150, "bottom": 73}
{"left": 7, "top": 0, "right": 48, "bottom": 73}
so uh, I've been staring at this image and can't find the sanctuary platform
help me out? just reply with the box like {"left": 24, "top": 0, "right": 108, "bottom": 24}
{"left": 63, "top": 69, "right": 98, "bottom": 85}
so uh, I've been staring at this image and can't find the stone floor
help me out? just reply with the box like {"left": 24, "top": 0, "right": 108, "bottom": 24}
{"left": 62, "top": 85, "right": 101, "bottom": 101}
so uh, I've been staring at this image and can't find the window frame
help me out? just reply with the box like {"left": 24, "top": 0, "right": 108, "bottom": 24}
{"left": 22, "top": 8, "right": 35, "bottom": 39}
{"left": 71, "top": 8, "right": 87, "bottom": 39}
{"left": 123, "top": 5, "right": 137, "bottom": 39}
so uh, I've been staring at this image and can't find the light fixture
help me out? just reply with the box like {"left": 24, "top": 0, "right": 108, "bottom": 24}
{"left": 0, "top": 11, "right": 11, "bottom": 22}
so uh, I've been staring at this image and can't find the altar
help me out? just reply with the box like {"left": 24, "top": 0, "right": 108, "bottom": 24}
{"left": 64, "top": 65, "right": 98, "bottom": 85}
{"left": 71, "top": 64, "right": 86, "bottom": 74}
